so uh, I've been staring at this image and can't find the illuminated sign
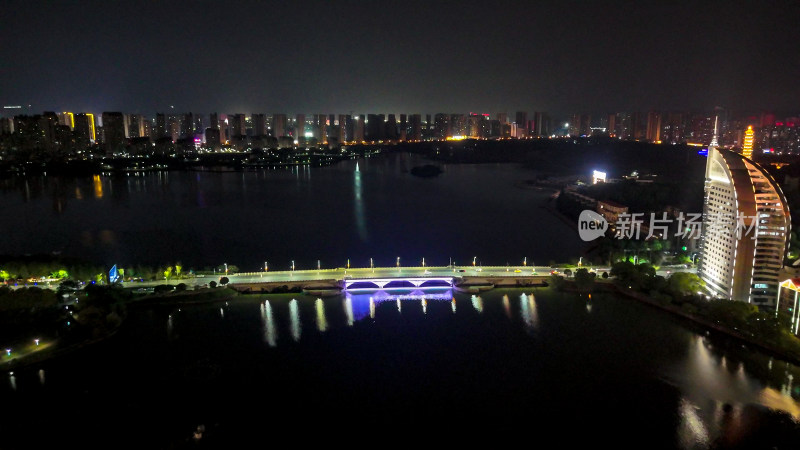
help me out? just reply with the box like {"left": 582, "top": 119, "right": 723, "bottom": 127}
{"left": 109, "top": 265, "right": 119, "bottom": 283}
{"left": 592, "top": 170, "right": 607, "bottom": 184}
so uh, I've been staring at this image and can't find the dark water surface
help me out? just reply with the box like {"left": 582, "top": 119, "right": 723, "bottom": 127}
{"left": 0, "top": 153, "right": 583, "bottom": 270}
{"left": 2, "top": 288, "right": 800, "bottom": 449}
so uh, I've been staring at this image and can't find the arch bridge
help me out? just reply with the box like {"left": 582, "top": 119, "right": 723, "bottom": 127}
{"left": 344, "top": 277, "right": 454, "bottom": 291}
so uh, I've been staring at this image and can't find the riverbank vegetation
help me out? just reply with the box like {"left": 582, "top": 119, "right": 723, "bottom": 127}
{"left": 0, "top": 254, "right": 244, "bottom": 285}
{"left": 549, "top": 261, "right": 800, "bottom": 362}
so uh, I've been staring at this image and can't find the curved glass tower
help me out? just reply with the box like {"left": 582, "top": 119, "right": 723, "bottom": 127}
{"left": 698, "top": 146, "right": 791, "bottom": 307}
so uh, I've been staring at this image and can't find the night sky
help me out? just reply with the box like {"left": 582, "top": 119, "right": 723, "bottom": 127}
{"left": 2, "top": 0, "right": 799, "bottom": 119}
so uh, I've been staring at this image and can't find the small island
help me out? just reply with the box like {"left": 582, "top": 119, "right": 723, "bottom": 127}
{"left": 410, "top": 164, "right": 443, "bottom": 177}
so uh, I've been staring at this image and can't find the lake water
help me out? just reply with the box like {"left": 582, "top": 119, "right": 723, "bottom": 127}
{"left": 0, "top": 153, "right": 584, "bottom": 270}
{"left": 1, "top": 288, "right": 799, "bottom": 448}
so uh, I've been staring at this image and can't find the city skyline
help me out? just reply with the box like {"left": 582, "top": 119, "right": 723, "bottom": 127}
{"left": 2, "top": 1, "right": 799, "bottom": 117}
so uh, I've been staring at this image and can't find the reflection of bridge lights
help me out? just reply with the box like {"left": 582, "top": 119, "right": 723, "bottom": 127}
{"left": 289, "top": 299, "right": 301, "bottom": 341}
{"left": 471, "top": 295, "right": 483, "bottom": 313}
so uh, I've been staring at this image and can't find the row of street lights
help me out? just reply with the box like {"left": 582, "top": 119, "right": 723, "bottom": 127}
{"left": 4, "top": 339, "right": 41, "bottom": 358}
{"left": 253, "top": 256, "right": 533, "bottom": 272}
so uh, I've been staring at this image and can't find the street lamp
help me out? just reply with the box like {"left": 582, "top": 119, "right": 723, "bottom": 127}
{"left": 5, "top": 349, "right": 10, "bottom": 356}
{"left": 347, "top": 259, "right": 350, "bottom": 269}
{"left": 34, "top": 339, "right": 39, "bottom": 346}
{"left": 291, "top": 260, "right": 295, "bottom": 271}
{"left": 370, "top": 258, "right": 374, "bottom": 273}
{"left": 318, "top": 260, "right": 321, "bottom": 270}
{"left": 264, "top": 261, "right": 268, "bottom": 272}
{"left": 524, "top": 257, "right": 527, "bottom": 267}
{"left": 224, "top": 263, "right": 228, "bottom": 275}
{"left": 473, "top": 256, "right": 477, "bottom": 267}
{"left": 422, "top": 257, "right": 425, "bottom": 267}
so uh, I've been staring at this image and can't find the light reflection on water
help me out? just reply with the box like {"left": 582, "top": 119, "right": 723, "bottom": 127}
{"left": 520, "top": 292, "right": 538, "bottom": 329}
{"left": 471, "top": 295, "right": 483, "bottom": 313}
{"left": 660, "top": 334, "right": 800, "bottom": 426}
{"left": 5, "top": 288, "right": 800, "bottom": 446}
{"left": 261, "top": 301, "right": 277, "bottom": 347}
{"left": 315, "top": 298, "right": 328, "bottom": 332}
{"left": 289, "top": 299, "right": 301, "bottom": 342}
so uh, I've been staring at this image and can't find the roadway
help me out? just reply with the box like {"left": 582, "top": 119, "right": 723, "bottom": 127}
{"left": 128, "top": 264, "right": 696, "bottom": 288}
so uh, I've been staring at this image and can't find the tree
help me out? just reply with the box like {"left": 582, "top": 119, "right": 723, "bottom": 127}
{"left": 163, "top": 266, "right": 173, "bottom": 280}
{"left": 50, "top": 269, "right": 69, "bottom": 279}
{"left": 574, "top": 268, "right": 596, "bottom": 291}
{"left": 0, "top": 269, "right": 9, "bottom": 281}
{"left": 209, "top": 281, "right": 217, "bottom": 288}
{"left": 667, "top": 272, "right": 705, "bottom": 297}
{"left": 601, "top": 271, "right": 609, "bottom": 279}
{"left": 175, "top": 283, "right": 187, "bottom": 292}
{"left": 563, "top": 268, "right": 572, "bottom": 277}
{"left": 548, "top": 274, "right": 565, "bottom": 291}
{"left": 219, "top": 277, "right": 229, "bottom": 286}
{"left": 175, "top": 263, "right": 182, "bottom": 278}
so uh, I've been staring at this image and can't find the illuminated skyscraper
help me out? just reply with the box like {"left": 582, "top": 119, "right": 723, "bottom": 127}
{"left": 742, "top": 125, "right": 755, "bottom": 158}
{"left": 646, "top": 111, "right": 661, "bottom": 142}
{"left": 698, "top": 146, "right": 790, "bottom": 306}
{"left": 73, "top": 113, "right": 96, "bottom": 146}
{"left": 58, "top": 112, "right": 74, "bottom": 129}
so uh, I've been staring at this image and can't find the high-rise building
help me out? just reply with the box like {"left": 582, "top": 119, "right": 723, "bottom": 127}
{"left": 646, "top": 111, "right": 662, "bottom": 142}
{"left": 449, "top": 114, "right": 466, "bottom": 137}
{"left": 344, "top": 115, "right": 354, "bottom": 142}
{"left": 366, "top": 114, "right": 384, "bottom": 141}
{"left": 127, "top": 114, "right": 145, "bottom": 138}
{"left": 533, "top": 112, "right": 550, "bottom": 137}
{"left": 180, "top": 113, "right": 194, "bottom": 139}
{"left": 252, "top": 114, "right": 266, "bottom": 136}
{"left": 205, "top": 127, "right": 221, "bottom": 149}
{"left": 230, "top": 114, "right": 246, "bottom": 137}
{"left": 354, "top": 115, "right": 365, "bottom": 142}
{"left": 272, "top": 114, "right": 287, "bottom": 137}
{"left": 312, "top": 114, "right": 327, "bottom": 142}
{"left": 295, "top": 114, "right": 306, "bottom": 138}
{"left": 570, "top": 114, "right": 591, "bottom": 137}
{"left": 155, "top": 113, "right": 167, "bottom": 139}
{"left": 58, "top": 112, "right": 75, "bottom": 129}
{"left": 698, "top": 145, "right": 791, "bottom": 306}
{"left": 385, "top": 114, "right": 398, "bottom": 140}
{"left": 433, "top": 114, "right": 448, "bottom": 139}
{"left": 168, "top": 115, "right": 180, "bottom": 142}
{"left": 209, "top": 113, "right": 219, "bottom": 129}
{"left": 742, "top": 125, "right": 755, "bottom": 158}
{"left": 515, "top": 111, "right": 527, "bottom": 133}
{"left": 409, "top": 114, "right": 422, "bottom": 141}
{"left": 73, "top": 113, "right": 96, "bottom": 147}
{"left": 101, "top": 112, "right": 126, "bottom": 154}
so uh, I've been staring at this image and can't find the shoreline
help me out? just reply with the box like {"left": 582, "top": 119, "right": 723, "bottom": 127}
{"left": 572, "top": 281, "right": 800, "bottom": 367}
